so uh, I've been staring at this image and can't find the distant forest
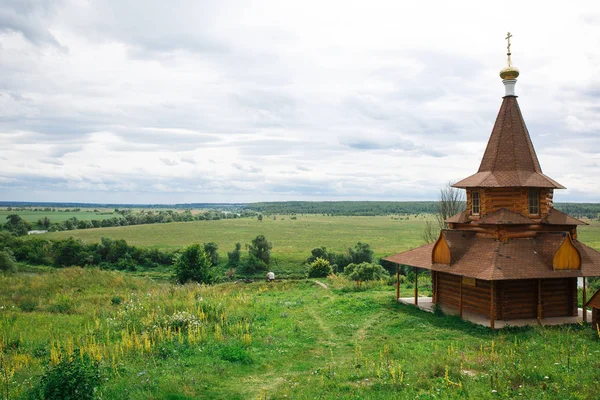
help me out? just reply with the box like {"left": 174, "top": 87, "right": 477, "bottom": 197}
{"left": 244, "top": 201, "right": 600, "bottom": 218}
{"left": 244, "top": 201, "right": 439, "bottom": 216}
{"left": 1, "top": 201, "right": 599, "bottom": 218}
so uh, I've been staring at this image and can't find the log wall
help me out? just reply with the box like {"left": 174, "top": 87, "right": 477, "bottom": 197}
{"left": 466, "top": 188, "right": 553, "bottom": 219}
{"left": 436, "top": 273, "right": 498, "bottom": 319}
{"left": 437, "top": 274, "right": 577, "bottom": 320}
{"left": 541, "top": 278, "right": 577, "bottom": 318}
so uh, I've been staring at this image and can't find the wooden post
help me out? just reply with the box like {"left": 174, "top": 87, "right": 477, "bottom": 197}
{"left": 583, "top": 277, "right": 587, "bottom": 323}
{"left": 396, "top": 266, "right": 400, "bottom": 301}
{"left": 537, "top": 279, "right": 543, "bottom": 321}
{"left": 490, "top": 281, "right": 495, "bottom": 330}
{"left": 459, "top": 277, "right": 463, "bottom": 318}
{"left": 414, "top": 267, "right": 418, "bottom": 306}
{"left": 434, "top": 271, "right": 439, "bottom": 304}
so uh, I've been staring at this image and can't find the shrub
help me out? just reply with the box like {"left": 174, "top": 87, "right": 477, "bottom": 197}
{"left": 344, "top": 262, "right": 389, "bottom": 288}
{"left": 0, "top": 248, "right": 17, "bottom": 273}
{"left": 227, "top": 242, "right": 242, "bottom": 268}
{"left": 237, "top": 254, "right": 268, "bottom": 275}
{"left": 307, "top": 257, "right": 333, "bottom": 278}
{"left": 248, "top": 235, "right": 272, "bottom": 265}
{"left": 203, "top": 242, "right": 219, "bottom": 266}
{"left": 173, "top": 243, "right": 213, "bottom": 284}
{"left": 110, "top": 296, "right": 123, "bottom": 305}
{"left": 35, "top": 352, "right": 101, "bottom": 400}
{"left": 348, "top": 242, "right": 374, "bottom": 264}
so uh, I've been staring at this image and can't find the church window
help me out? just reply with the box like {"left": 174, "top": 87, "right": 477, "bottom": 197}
{"left": 472, "top": 191, "right": 480, "bottom": 215}
{"left": 529, "top": 189, "right": 540, "bottom": 215}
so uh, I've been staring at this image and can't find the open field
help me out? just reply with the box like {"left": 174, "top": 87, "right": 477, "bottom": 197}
{"left": 1, "top": 268, "right": 599, "bottom": 399}
{"left": 43, "top": 215, "right": 428, "bottom": 271}
{"left": 0, "top": 209, "right": 119, "bottom": 224}
{"left": 42, "top": 215, "right": 600, "bottom": 271}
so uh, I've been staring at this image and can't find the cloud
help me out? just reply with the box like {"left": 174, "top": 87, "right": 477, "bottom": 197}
{"left": 160, "top": 158, "right": 179, "bottom": 166}
{"left": 0, "top": 0, "right": 599, "bottom": 203}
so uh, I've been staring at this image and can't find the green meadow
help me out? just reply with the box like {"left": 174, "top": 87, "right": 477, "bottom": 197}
{"left": 42, "top": 215, "right": 600, "bottom": 272}
{"left": 0, "top": 209, "right": 118, "bottom": 224}
{"left": 1, "top": 268, "right": 599, "bottom": 399}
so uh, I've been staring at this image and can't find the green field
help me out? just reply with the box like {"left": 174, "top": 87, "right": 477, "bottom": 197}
{"left": 1, "top": 268, "right": 599, "bottom": 399}
{"left": 43, "top": 215, "right": 429, "bottom": 270}
{"left": 0, "top": 209, "right": 118, "bottom": 224}
{"left": 42, "top": 215, "right": 600, "bottom": 270}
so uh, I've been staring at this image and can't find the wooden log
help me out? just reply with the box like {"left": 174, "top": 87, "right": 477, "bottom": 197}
{"left": 396, "top": 266, "right": 400, "bottom": 301}
{"left": 414, "top": 267, "right": 418, "bottom": 306}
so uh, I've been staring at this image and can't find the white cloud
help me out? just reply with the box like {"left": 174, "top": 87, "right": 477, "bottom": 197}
{"left": 0, "top": 0, "right": 599, "bottom": 203}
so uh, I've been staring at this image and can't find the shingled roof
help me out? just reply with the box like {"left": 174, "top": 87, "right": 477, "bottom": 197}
{"left": 383, "top": 232, "right": 600, "bottom": 280}
{"left": 453, "top": 96, "right": 565, "bottom": 189}
{"left": 543, "top": 208, "right": 587, "bottom": 226}
{"left": 476, "top": 208, "right": 532, "bottom": 225}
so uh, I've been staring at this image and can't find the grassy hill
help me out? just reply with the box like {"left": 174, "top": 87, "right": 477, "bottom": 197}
{"left": 1, "top": 268, "right": 599, "bottom": 399}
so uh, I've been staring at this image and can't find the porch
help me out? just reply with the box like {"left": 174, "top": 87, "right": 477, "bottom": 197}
{"left": 398, "top": 296, "right": 593, "bottom": 329}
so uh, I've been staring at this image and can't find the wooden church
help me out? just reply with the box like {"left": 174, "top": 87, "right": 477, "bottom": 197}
{"left": 385, "top": 34, "right": 600, "bottom": 328}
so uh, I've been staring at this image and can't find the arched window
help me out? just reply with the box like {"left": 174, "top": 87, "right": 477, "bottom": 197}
{"left": 528, "top": 188, "right": 540, "bottom": 215}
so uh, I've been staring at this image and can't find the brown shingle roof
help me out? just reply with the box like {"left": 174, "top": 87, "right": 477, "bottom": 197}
{"left": 383, "top": 231, "right": 600, "bottom": 280}
{"left": 543, "top": 208, "right": 587, "bottom": 226}
{"left": 445, "top": 210, "right": 468, "bottom": 223}
{"left": 453, "top": 96, "right": 565, "bottom": 189}
{"left": 476, "top": 208, "right": 532, "bottom": 225}
{"left": 585, "top": 290, "right": 600, "bottom": 309}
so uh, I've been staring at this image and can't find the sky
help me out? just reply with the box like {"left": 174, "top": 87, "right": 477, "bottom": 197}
{"left": 1, "top": 0, "right": 599, "bottom": 204}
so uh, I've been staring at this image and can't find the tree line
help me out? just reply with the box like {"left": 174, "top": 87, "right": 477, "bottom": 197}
{"left": 1, "top": 210, "right": 258, "bottom": 236}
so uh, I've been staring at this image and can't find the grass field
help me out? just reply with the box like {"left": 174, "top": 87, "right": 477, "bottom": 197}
{"left": 43, "top": 215, "right": 428, "bottom": 272}
{"left": 1, "top": 268, "right": 599, "bottom": 399}
{"left": 0, "top": 209, "right": 118, "bottom": 224}
{"left": 42, "top": 215, "right": 600, "bottom": 273}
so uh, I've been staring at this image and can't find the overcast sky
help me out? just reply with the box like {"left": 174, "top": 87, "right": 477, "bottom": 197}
{"left": 1, "top": 0, "right": 599, "bottom": 204}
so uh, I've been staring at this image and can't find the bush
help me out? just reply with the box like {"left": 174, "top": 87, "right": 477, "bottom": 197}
{"left": 248, "top": 235, "right": 272, "bottom": 265}
{"left": 307, "top": 257, "right": 333, "bottom": 278}
{"left": 173, "top": 243, "right": 213, "bottom": 284}
{"left": 237, "top": 254, "right": 267, "bottom": 275}
{"left": 344, "top": 262, "right": 389, "bottom": 288}
{"left": 34, "top": 352, "right": 101, "bottom": 400}
{"left": 110, "top": 296, "right": 123, "bottom": 305}
{"left": 0, "top": 248, "right": 17, "bottom": 273}
{"left": 227, "top": 242, "right": 242, "bottom": 268}
{"left": 47, "top": 294, "right": 75, "bottom": 314}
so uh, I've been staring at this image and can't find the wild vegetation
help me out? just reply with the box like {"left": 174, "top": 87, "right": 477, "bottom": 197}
{"left": 1, "top": 267, "right": 599, "bottom": 399}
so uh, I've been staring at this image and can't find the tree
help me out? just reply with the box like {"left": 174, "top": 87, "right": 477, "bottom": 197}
{"left": 4, "top": 214, "right": 31, "bottom": 236}
{"left": 344, "top": 262, "right": 389, "bottom": 288}
{"left": 348, "top": 242, "right": 374, "bottom": 264}
{"left": 203, "top": 242, "right": 219, "bottom": 266}
{"left": 422, "top": 182, "right": 465, "bottom": 243}
{"left": 227, "top": 242, "right": 242, "bottom": 267}
{"left": 306, "top": 247, "right": 336, "bottom": 266}
{"left": 0, "top": 248, "right": 17, "bottom": 273}
{"left": 257, "top": 214, "right": 263, "bottom": 222}
{"left": 173, "top": 243, "right": 213, "bottom": 284}
{"left": 307, "top": 257, "right": 332, "bottom": 278}
{"left": 248, "top": 235, "right": 272, "bottom": 265}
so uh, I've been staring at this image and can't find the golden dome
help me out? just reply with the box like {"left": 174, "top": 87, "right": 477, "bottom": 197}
{"left": 500, "top": 65, "right": 519, "bottom": 80}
